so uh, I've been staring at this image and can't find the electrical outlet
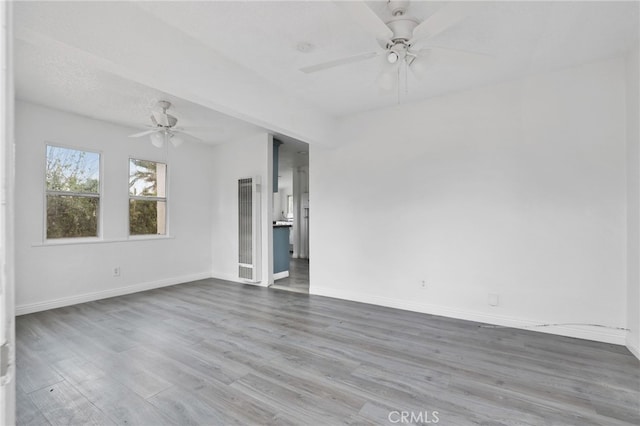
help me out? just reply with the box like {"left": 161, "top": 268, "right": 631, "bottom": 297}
{"left": 420, "top": 280, "right": 427, "bottom": 289}
{"left": 488, "top": 293, "right": 499, "bottom": 307}
{"left": 113, "top": 267, "right": 121, "bottom": 277}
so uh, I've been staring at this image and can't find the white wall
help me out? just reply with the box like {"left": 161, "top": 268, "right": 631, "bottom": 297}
{"left": 292, "top": 165, "right": 309, "bottom": 259}
{"left": 210, "top": 132, "right": 273, "bottom": 285}
{"left": 274, "top": 184, "right": 292, "bottom": 221}
{"left": 273, "top": 192, "right": 281, "bottom": 220}
{"left": 15, "top": 101, "right": 214, "bottom": 313}
{"left": 626, "top": 46, "right": 640, "bottom": 358}
{"left": 311, "top": 57, "right": 628, "bottom": 344}
{"left": 1, "top": 1, "right": 16, "bottom": 422}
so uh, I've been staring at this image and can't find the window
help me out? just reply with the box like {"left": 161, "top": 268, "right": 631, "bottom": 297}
{"left": 45, "top": 145, "right": 100, "bottom": 239}
{"left": 129, "top": 158, "right": 167, "bottom": 236}
{"left": 287, "top": 194, "right": 294, "bottom": 219}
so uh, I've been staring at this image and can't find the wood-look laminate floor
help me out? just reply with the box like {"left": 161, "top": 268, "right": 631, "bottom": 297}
{"left": 16, "top": 278, "right": 640, "bottom": 426}
{"left": 271, "top": 258, "right": 309, "bottom": 294}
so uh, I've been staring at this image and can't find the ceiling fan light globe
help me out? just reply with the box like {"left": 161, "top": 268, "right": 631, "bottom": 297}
{"left": 150, "top": 132, "right": 164, "bottom": 148}
{"left": 410, "top": 55, "right": 430, "bottom": 80}
{"left": 376, "top": 69, "right": 396, "bottom": 91}
{"left": 387, "top": 51, "right": 399, "bottom": 64}
{"left": 170, "top": 134, "right": 184, "bottom": 147}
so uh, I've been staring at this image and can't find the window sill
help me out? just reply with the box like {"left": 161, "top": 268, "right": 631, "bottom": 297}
{"left": 32, "top": 235, "right": 175, "bottom": 247}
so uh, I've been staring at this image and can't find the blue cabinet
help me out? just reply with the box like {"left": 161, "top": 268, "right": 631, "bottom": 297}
{"left": 273, "top": 225, "right": 290, "bottom": 274}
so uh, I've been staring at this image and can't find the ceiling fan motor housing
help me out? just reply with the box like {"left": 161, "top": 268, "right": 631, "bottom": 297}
{"left": 150, "top": 113, "right": 178, "bottom": 128}
{"left": 387, "top": 17, "right": 419, "bottom": 43}
{"left": 157, "top": 100, "right": 172, "bottom": 110}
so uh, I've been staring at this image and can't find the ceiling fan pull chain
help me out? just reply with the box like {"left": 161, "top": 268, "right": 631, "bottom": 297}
{"left": 397, "top": 64, "right": 401, "bottom": 105}
{"left": 405, "top": 61, "right": 409, "bottom": 97}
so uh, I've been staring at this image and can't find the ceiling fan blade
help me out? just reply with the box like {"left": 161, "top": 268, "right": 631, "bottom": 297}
{"left": 416, "top": 47, "right": 491, "bottom": 67}
{"left": 152, "top": 110, "right": 170, "bottom": 127}
{"left": 300, "top": 51, "right": 379, "bottom": 74}
{"left": 333, "top": 1, "right": 392, "bottom": 44}
{"left": 172, "top": 129, "right": 202, "bottom": 142}
{"left": 128, "top": 129, "right": 158, "bottom": 138}
{"left": 411, "top": 2, "right": 482, "bottom": 45}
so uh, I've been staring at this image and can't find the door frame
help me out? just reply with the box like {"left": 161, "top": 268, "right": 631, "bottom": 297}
{"left": 1, "top": 0, "right": 16, "bottom": 423}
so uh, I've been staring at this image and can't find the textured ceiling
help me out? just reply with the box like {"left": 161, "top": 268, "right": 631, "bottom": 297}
{"left": 13, "top": 1, "right": 640, "bottom": 145}
{"left": 135, "top": 0, "right": 639, "bottom": 115}
{"left": 14, "top": 28, "right": 265, "bottom": 145}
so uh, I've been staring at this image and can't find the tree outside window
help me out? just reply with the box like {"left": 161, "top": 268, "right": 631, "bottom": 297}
{"left": 45, "top": 145, "right": 101, "bottom": 239}
{"left": 129, "top": 159, "right": 167, "bottom": 235}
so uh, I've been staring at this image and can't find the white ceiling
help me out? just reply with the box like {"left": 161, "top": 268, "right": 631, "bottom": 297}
{"left": 13, "top": 36, "right": 266, "bottom": 145}
{"left": 13, "top": 1, "right": 639, "bottom": 145}
{"left": 128, "top": 0, "right": 640, "bottom": 114}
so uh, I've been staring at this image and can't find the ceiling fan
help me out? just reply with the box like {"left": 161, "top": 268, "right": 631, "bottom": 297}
{"left": 301, "top": 0, "right": 486, "bottom": 87}
{"left": 128, "top": 101, "right": 195, "bottom": 148}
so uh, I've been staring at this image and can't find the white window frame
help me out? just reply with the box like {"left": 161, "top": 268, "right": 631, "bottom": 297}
{"left": 128, "top": 157, "right": 168, "bottom": 238}
{"left": 44, "top": 143, "right": 102, "bottom": 242}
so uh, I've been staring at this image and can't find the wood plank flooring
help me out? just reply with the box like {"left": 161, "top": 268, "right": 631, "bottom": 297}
{"left": 16, "top": 278, "right": 640, "bottom": 425}
{"left": 270, "top": 258, "right": 309, "bottom": 294}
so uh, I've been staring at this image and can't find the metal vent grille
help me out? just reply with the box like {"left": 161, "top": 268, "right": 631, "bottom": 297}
{"left": 239, "top": 265, "right": 253, "bottom": 280}
{"left": 238, "top": 177, "right": 260, "bottom": 282}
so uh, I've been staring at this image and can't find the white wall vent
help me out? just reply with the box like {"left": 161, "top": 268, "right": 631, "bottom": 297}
{"left": 238, "top": 177, "right": 261, "bottom": 283}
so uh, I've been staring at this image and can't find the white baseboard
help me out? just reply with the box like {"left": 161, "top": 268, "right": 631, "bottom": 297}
{"left": 311, "top": 286, "right": 627, "bottom": 346}
{"left": 210, "top": 271, "right": 243, "bottom": 283}
{"left": 210, "top": 272, "right": 269, "bottom": 287}
{"left": 627, "top": 338, "right": 640, "bottom": 360}
{"left": 273, "top": 271, "right": 289, "bottom": 280}
{"left": 17, "top": 277, "right": 631, "bottom": 348}
{"left": 16, "top": 272, "right": 213, "bottom": 316}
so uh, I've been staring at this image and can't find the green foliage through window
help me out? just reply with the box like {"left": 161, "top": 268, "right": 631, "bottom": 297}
{"left": 46, "top": 145, "right": 100, "bottom": 239}
{"left": 47, "top": 196, "right": 99, "bottom": 239}
{"left": 129, "top": 159, "right": 167, "bottom": 235}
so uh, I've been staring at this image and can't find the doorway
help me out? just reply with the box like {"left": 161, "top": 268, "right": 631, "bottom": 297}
{"left": 270, "top": 137, "right": 309, "bottom": 294}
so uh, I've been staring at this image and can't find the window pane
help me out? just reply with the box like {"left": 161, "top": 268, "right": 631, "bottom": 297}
{"left": 46, "top": 195, "right": 99, "bottom": 239}
{"left": 46, "top": 146, "right": 100, "bottom": 193}
{"left": 129, "top": 199, "right": 166, "bottom": 235}
{"left": 287, "top": 195, "right": 293, "bottom": 216}
{"left": 129, "top": 159, "right": 166, "bottom": 197}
